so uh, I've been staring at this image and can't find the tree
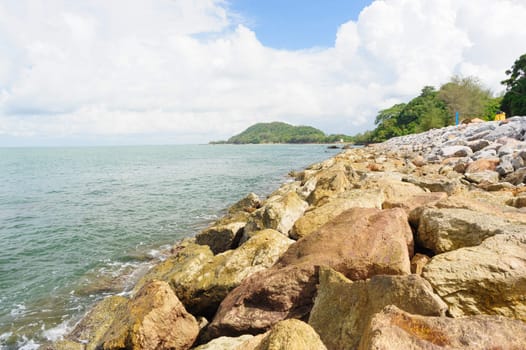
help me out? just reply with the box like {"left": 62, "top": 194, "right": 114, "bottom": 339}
{"left": 437, "top": 76, "right": 492, "bottom": 123}
{"left": 501, "top": 53, "right": 526, "bottom": 116}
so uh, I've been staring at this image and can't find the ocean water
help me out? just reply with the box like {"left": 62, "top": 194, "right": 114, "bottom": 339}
{"left": 0, "top": 144, "right": 338, "bottom": 349}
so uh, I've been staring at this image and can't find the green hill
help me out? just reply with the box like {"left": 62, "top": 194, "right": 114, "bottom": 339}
{"left": 219, "top": 122, "right": 328, "bottom": 144}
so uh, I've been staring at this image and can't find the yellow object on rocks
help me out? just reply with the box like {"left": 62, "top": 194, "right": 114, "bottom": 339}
{"left": 495, "top": 112, "right": 506, "bottom": 121}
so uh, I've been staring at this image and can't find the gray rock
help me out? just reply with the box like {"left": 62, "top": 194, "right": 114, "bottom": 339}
{"left": 498, "top": 144, "right": 514, "bottom": 157}
{"left": 496, "top": 159, "right": 514, "bottom": 176}
{"left": 466, "top": 139, "right": 490, "bottom": 152}
{"left": 471, "top": 148, "right": 497, "bottom": 160}
{"left": 465, "top": 170, "right": 499, "bottom": 184}
{"left": 512, "top": 156, "right": 525, "bottom": 170}
{"left": 440, "top": 146, "right": 473, "bottom": 158}
{"left": 417, "top": 207, "right": 526, "bottom": 254}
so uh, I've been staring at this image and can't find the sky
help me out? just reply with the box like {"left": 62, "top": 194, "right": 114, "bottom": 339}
{"left": 0, "top": 0, "right": 525, "bottom": 146}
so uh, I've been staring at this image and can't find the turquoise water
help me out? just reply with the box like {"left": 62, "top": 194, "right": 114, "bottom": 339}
{"left": 0, "top": 144, "right": 337, "bottom": 349}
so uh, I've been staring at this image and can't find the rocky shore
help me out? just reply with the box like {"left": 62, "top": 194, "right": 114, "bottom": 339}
{"left": 50, "top": 117, "right": 526, "bottom": 350}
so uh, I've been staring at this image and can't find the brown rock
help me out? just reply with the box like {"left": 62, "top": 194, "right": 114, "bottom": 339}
{"left": 359, "top": 305, "right": 526, "bottom": 350}
{"left": 101, "top": 280, "right": 199, "bottom": 350}
{"left": 507, "top": 193, "right": 526, "bottom": 208}
{"left": 465, "top": 157, "right": 500, "bottom": 173}
{"left": 290, "top": 189, "right": 384, "bottom": 239}
{"left": 306, "top": 163, "right": 352, "bottom": 206}
{"left": 137, "top": 231, "right": 293, "bottom": 318}
{"left": 244, "top": 191, "right": 308, "bottom": 238}
{"left": 411, "top": 155, "right": 426, "bottom": 167}
{"left": 410, "top": 253, "right": 431, "bottom": 275}
{"left": 67, "top": 296, "right": 128, "bottom": 350}
{"left": 253, "top": 319, "right": 327, "bottom": 350}
{"left": 195, "top": 222, "right": 245, "bottom": 255}
{"left": 277, "top": 208, "right": 413, "bottom": 278}
{"left": 422, "top": 234, "right": 526, "bottom": 321}
{"left": 505, "top": 167, "right": 526, "bottom": 185}
{"left": 417, "top": 207, "right": 526, "bottom": 253}
{"left": 308, "top": 267, "right": 446, "bottom": 350}
{"left": 384, "top": 192, "right": 447, "bottom": 218}
{"left": 206, "top": 208, "right": 413, "bottom": 338}
{"left": 402, "top": 174, "right": 464, "bottom": 195}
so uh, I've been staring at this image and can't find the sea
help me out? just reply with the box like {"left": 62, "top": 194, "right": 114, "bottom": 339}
{"left": 0, "top": 144, "right": 339, "bottom": 349}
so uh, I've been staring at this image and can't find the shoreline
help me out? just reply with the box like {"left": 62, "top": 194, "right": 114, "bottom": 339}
{"left": 51, "top": 117, "right": 526, "bottom": 349}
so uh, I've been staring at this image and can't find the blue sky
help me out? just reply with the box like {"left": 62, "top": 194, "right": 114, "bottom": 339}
{"left": 228, "top": 0, "right": 373, "bottom": 49}
{"left": 0, "top": 0, "right": 526, "bottom": 146}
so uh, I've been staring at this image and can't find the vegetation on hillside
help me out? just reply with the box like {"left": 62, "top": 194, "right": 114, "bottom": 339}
{"left": 501, "top": 53, "right": 526, "bottom": 117}
{"left": 355, "top": 53, "right": 526, "bottom": 144}
{"left": 211, "top": 122, "right": 353, "bottom": 144}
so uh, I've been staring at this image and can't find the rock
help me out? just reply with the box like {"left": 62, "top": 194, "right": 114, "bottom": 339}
{"left": 417, "top": 207, "right": 526, "bottom": 253}
{"left": 434, "top": 192, "right": 526, "bottom": 222}
{"left": 464, "top": 170, "right": 500, "bottom": 184}
{"left": 101, "top": 280, "right": 199, "bottom": 350}
{"left": 464, "top": 157, "right": 500, "bottom": 173}
{"left": 144, "top": 231, "right": 293, "bottom": 318}
{"left": 385, "top": 192, "right": 447, "bottom": 218}
{"left": 206, "top": 208, "right": 413, "bottom": 338}
{"left": 496, "top": 159, "right": 514, "bottom": 176}
{"left": 512, "top": 155, "right": 525, "bottom": 170}
{"left": 504, "top": 167, "right": 526, "bottom": 185}
{"left": 422, "top": 234, "right": 526, "bottom": 320}
{"left": 192, "top": 335, "right": 254, "bottom": 350}
{"left": 308, "top": 267, "right": 446, "bottom": 350}
{"left": 227, "top": 192, "right": 261, "bottom": 215}
{"left": 411, "top": 155, "right": 426, "bottom": 167}
{"left": 205, "top": 264, "right": 318, "bottom": 339}
{"left": 507, "top": 193, "right": 526, "bottom": 208}
{"left": 466, "top": 139, "right": 490, "bottom": 152}
{"left": 277, "top": 208, "right": 413, "bottom": 278}
{"left": 195, "top": 222, "right": 246, "bottom": 255}
{"left": 195, "top": 193, "right": 261, "bottom": 254}
{"left": 244, "top": 191, "right": 308, "bottom": 238}
{"left": 66, "top": 296, "right": 128, "bottom": 350}
{"left": 290, "top": 189, "right": 384, "bottom": 239}
{"left": 360, "top": 178, "right": 424, "bottom": 203}
{"left": 306, "top": 163, "right": 352, "bottom": 206}
{"left": 358, "top": 305, "right": 526, "bottom": 350}
{"left": 402, "top": 174, "right": 463, "bottom": 195}
{"left": 253, "top": 319, "right": 327, "bottom": 350}
{"left": 48, "top": 340, "right": 85, "bottom": 350}
{"left": 410, "top": 253, "right": 431, "bottom": 275}
{"left": 440, "top": 146, "right": 473, "bottom": 158}
{"left": 134, "top": 242, "right": 214, "bottom": 297}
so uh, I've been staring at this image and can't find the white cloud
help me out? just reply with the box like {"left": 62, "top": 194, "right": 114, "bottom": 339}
{"left": 0, "top": 0, "right": 525, "bottom": 145}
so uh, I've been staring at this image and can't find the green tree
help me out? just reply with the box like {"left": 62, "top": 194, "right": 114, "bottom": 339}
{"left": 437, "top": 76, "right": 492, "bottom": 123}
{"left": 501, "top": 53, "right": 526, "bottom": 116}
{"left": 397, "top": 86, "right": 448, "bottom": 134}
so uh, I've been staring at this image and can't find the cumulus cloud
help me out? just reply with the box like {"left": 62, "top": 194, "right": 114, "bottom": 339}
{"left": 0, "top": 0, "right": 525, "bottom": 145}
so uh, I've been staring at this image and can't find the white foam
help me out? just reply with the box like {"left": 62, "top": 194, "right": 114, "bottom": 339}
{"left": 42, "top": 319, "right": 72, "bottom": 342}
{"left": 10, "top": 303, "right": 26, "bottom": 317}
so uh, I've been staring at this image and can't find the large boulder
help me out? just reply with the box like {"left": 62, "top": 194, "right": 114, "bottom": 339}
{"left": 66, "top": 296, "right": 128, "bottom": 350}
{"left": 308, "top": 267, "right": 447, "bottom": 350}
{"left": 195, "top": 193, "right": 261, "bottom": 254}
{"left": 253, "top": 319, "right": 327, "bottom": 350}
{"left": 137, "top": 232, "right": 293, "bottom": 318}
{"left": 192, "top": 335, "right": 254, "bottom": 350}
{"left": 358, "top": 305, "right": 526, "bottom": 350}
{"left": 206, "top": 208, "right": 413, "bottom": 338}
{"left": 417, "top": 207, "right": 526, "bottom": 253}
{"left": 196, "top": 222, "right": 245, "bottom": 255}
{"left": 244, "top": 191, "right": 308, "bottom": 238}
{"left": 402, "top": 174, "right": 464, "bottom": 195}
{"left": 101, "top": 281, "right": 199, "bottom": 350}
{"left": 290, "top": 189, "right": 384, "bottom": 239}
{"left": 306, "top": 162, "right": 352, "bottom": 206}
{"left": 422, "top": 234, "right": 526, "bottom": 321}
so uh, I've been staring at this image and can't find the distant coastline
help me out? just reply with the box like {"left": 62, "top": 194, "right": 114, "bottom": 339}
{"left": 209, "top": 121, "right": 354, "bottom": 144}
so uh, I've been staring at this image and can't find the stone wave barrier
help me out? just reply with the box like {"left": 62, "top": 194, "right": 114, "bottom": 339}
{"left": 49, "top": 116, "right": 526, "bottom": 350}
